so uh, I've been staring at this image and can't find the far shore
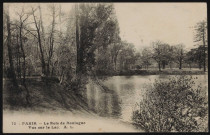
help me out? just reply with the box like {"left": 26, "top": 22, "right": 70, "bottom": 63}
{"left": 96, "top": 68, "right": 207, "bottom": 76}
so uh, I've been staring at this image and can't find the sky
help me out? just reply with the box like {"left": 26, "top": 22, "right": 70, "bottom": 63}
{"left": 5, "top": 3, "right": 207, "bottom": 51}
{"left": 114, "top": 3, "right": 207, "bottom": 51}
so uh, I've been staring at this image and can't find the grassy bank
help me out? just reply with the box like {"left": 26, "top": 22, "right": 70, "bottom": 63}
{"left": 3, "top": 78, "right": 89, "bottom": 113}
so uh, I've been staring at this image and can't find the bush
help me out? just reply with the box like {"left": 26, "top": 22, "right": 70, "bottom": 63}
{"left": 132, "top": 75, "right": 208, "bottom": 132}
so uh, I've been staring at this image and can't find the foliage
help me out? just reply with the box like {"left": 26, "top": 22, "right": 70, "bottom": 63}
{"left": 173, "top": 44, "right": 185, "bottom": 69}
{"left": 118, "top": 41, "right": 136, "bottom": 71}
{"left": 132, "top": 75, "right": 208, "bottom": 132}
{"left": 141, "top": 48, "right": 152, "bottom": 69}
{"left": 194, "top": 20, "right": 207, "bottom": 44}
{"left": 194, "top": 20, "right": 208, "bottom": 72}
{"left": 185, "top": 46, "right": 208, "bottom": 69}
{"left": 152, "top": 41, "right": 172, "bottom": 70}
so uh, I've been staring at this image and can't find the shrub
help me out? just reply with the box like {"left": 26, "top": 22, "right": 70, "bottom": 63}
{"left": 132, "top": 75, "right": 208, "bottom": 132}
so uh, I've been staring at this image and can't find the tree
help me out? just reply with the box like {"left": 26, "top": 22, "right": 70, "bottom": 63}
{"left": 118, "top": 41, "right": 136, "bottom": 71}
{"left": 141, "top": 48, "right": 152, "bottom": 69}
{"left": 4, "top": 5, "right": 18, "bottom": 88}
{"left": 185, "top": 50, "right": 195, "bottom": 70}
{"left": 167, "top": 46, "right": 176, "bottom": 69}
{"left": 174, "top": 44, "right": 185, "bottom": 70}
{"left": 75, "top": 3, "right": 120, "bottom": 76}
{"left": 7, "top": 7, "right": 33, "bottom": 105}
{"left": 31, "top": 6, "right": 47, "bottom": 76}
{"left": 194, "top": 20, "right": 207, "bottom": 72}
{"left": 46, "top": 4, "right": 58, "bottom": 76}
{"left": 93, "top": 4, "right": 121, "bottom": 73}
{"left": 110, "top": 42, "right": 122, "bottom": 70}
{"left": 189, "top": 46, "right": 208, "bottom": 70}
{"left": 160, "top": 43, "right": 170, "bottom": 69}
{"left": 55, "top": 45, "right": 74, "bottom": 84}
{"left": 152, "top": 41, "right": 164, "bottom": 71}
{"left": 15, "top": 8, "right": 31, "bottom": 84}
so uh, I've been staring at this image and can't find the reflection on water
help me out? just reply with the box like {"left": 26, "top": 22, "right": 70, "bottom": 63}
{"left": 86, "top": 75, "right": 208, "bottom": 122}
{"left": 86, "top": 81, "right": 122, "bottom": 118}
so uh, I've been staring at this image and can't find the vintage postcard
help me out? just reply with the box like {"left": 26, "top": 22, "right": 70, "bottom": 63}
{"left": 3, "top": 2, "right": 208, "bottom": 133}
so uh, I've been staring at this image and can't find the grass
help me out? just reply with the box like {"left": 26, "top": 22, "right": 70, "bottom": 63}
{"left": 3, "top": 78, "right": 89, "bottom": 113}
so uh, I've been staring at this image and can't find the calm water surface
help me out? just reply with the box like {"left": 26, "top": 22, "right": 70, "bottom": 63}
{"left": 86, "top": 75, "right": 208, "bottom": 122}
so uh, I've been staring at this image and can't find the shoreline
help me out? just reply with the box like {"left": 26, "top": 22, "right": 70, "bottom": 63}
{"left": 95, "top": 70, "right": 207, "bottom": 76}
{"left": 3, "top": 70, "right": 207, "bottom": 81}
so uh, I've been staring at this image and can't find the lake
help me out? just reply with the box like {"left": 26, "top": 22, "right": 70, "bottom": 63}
{"left": 86, "top": 75, "right": 208, "bottom": 123}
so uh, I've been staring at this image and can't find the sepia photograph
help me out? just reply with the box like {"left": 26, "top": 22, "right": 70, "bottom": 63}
{"left": 2, "top": 2, "right": 208, "bottom": 133}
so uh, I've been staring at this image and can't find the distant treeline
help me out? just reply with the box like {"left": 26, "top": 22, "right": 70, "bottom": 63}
{"left": 138, "top": 39, "right": 208, "bottom": 72}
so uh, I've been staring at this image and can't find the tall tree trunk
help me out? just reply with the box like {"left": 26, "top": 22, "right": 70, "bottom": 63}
{"left": 169, "top": 62, "right": 172, "bottom": 69}
{"left": 179, "top": 59, "right": 182, "bottom": 69}
{"left": 199, "top": 62, "right": 202, "bottom": 70}
{"left": 162, "top": 61, "right": 166, "bottom": 69}
{"left": 32, "top": 7, "right": 46, "bottom": 76}
{"left": 114, "top": 56, "right": 117, "bottom": 71}
{"left": 19, "top": 24, "right": 26, "bottom": 84}
{"left": 3, "top": 60, "right": 6, "bottom": 77}
{"left": 158, "top": 61, "right": 161, "bottom": 71}
{"left": 38, "top": 32, "right": 46, "bottom": 76}
{"left": 16, "top": 34, "right": 21, "bottom": 78}
{"left": 199, "top": 49, "right": 202, "bottom": 70}
{"left": 75, "top": 4, "right": 81, "bottom": 76}
{"left": 47, "top": 6, "right": 55, "bottom": 76}
{"left": 179, "top": 49, "right": 183, "bottom": 69}
{"left": 39, "top": 5, "right": 47, "bottom": 59}
{"left": 6, "top": 8, "right": 18, "bottom": 88}
{"left": 202, "top": 29, "right": 206, "bottom": 72}
{"left": 59, "top": 4, "right": 62, "bottom": 41}
{"left": 198, "top": 50, "right": 202, "bottom": 70}
{"left": 51, "top": 67, "right": 54, "bottom": 76}
{"left": 19, "top": 23, "right": 31, "bottom": 106}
